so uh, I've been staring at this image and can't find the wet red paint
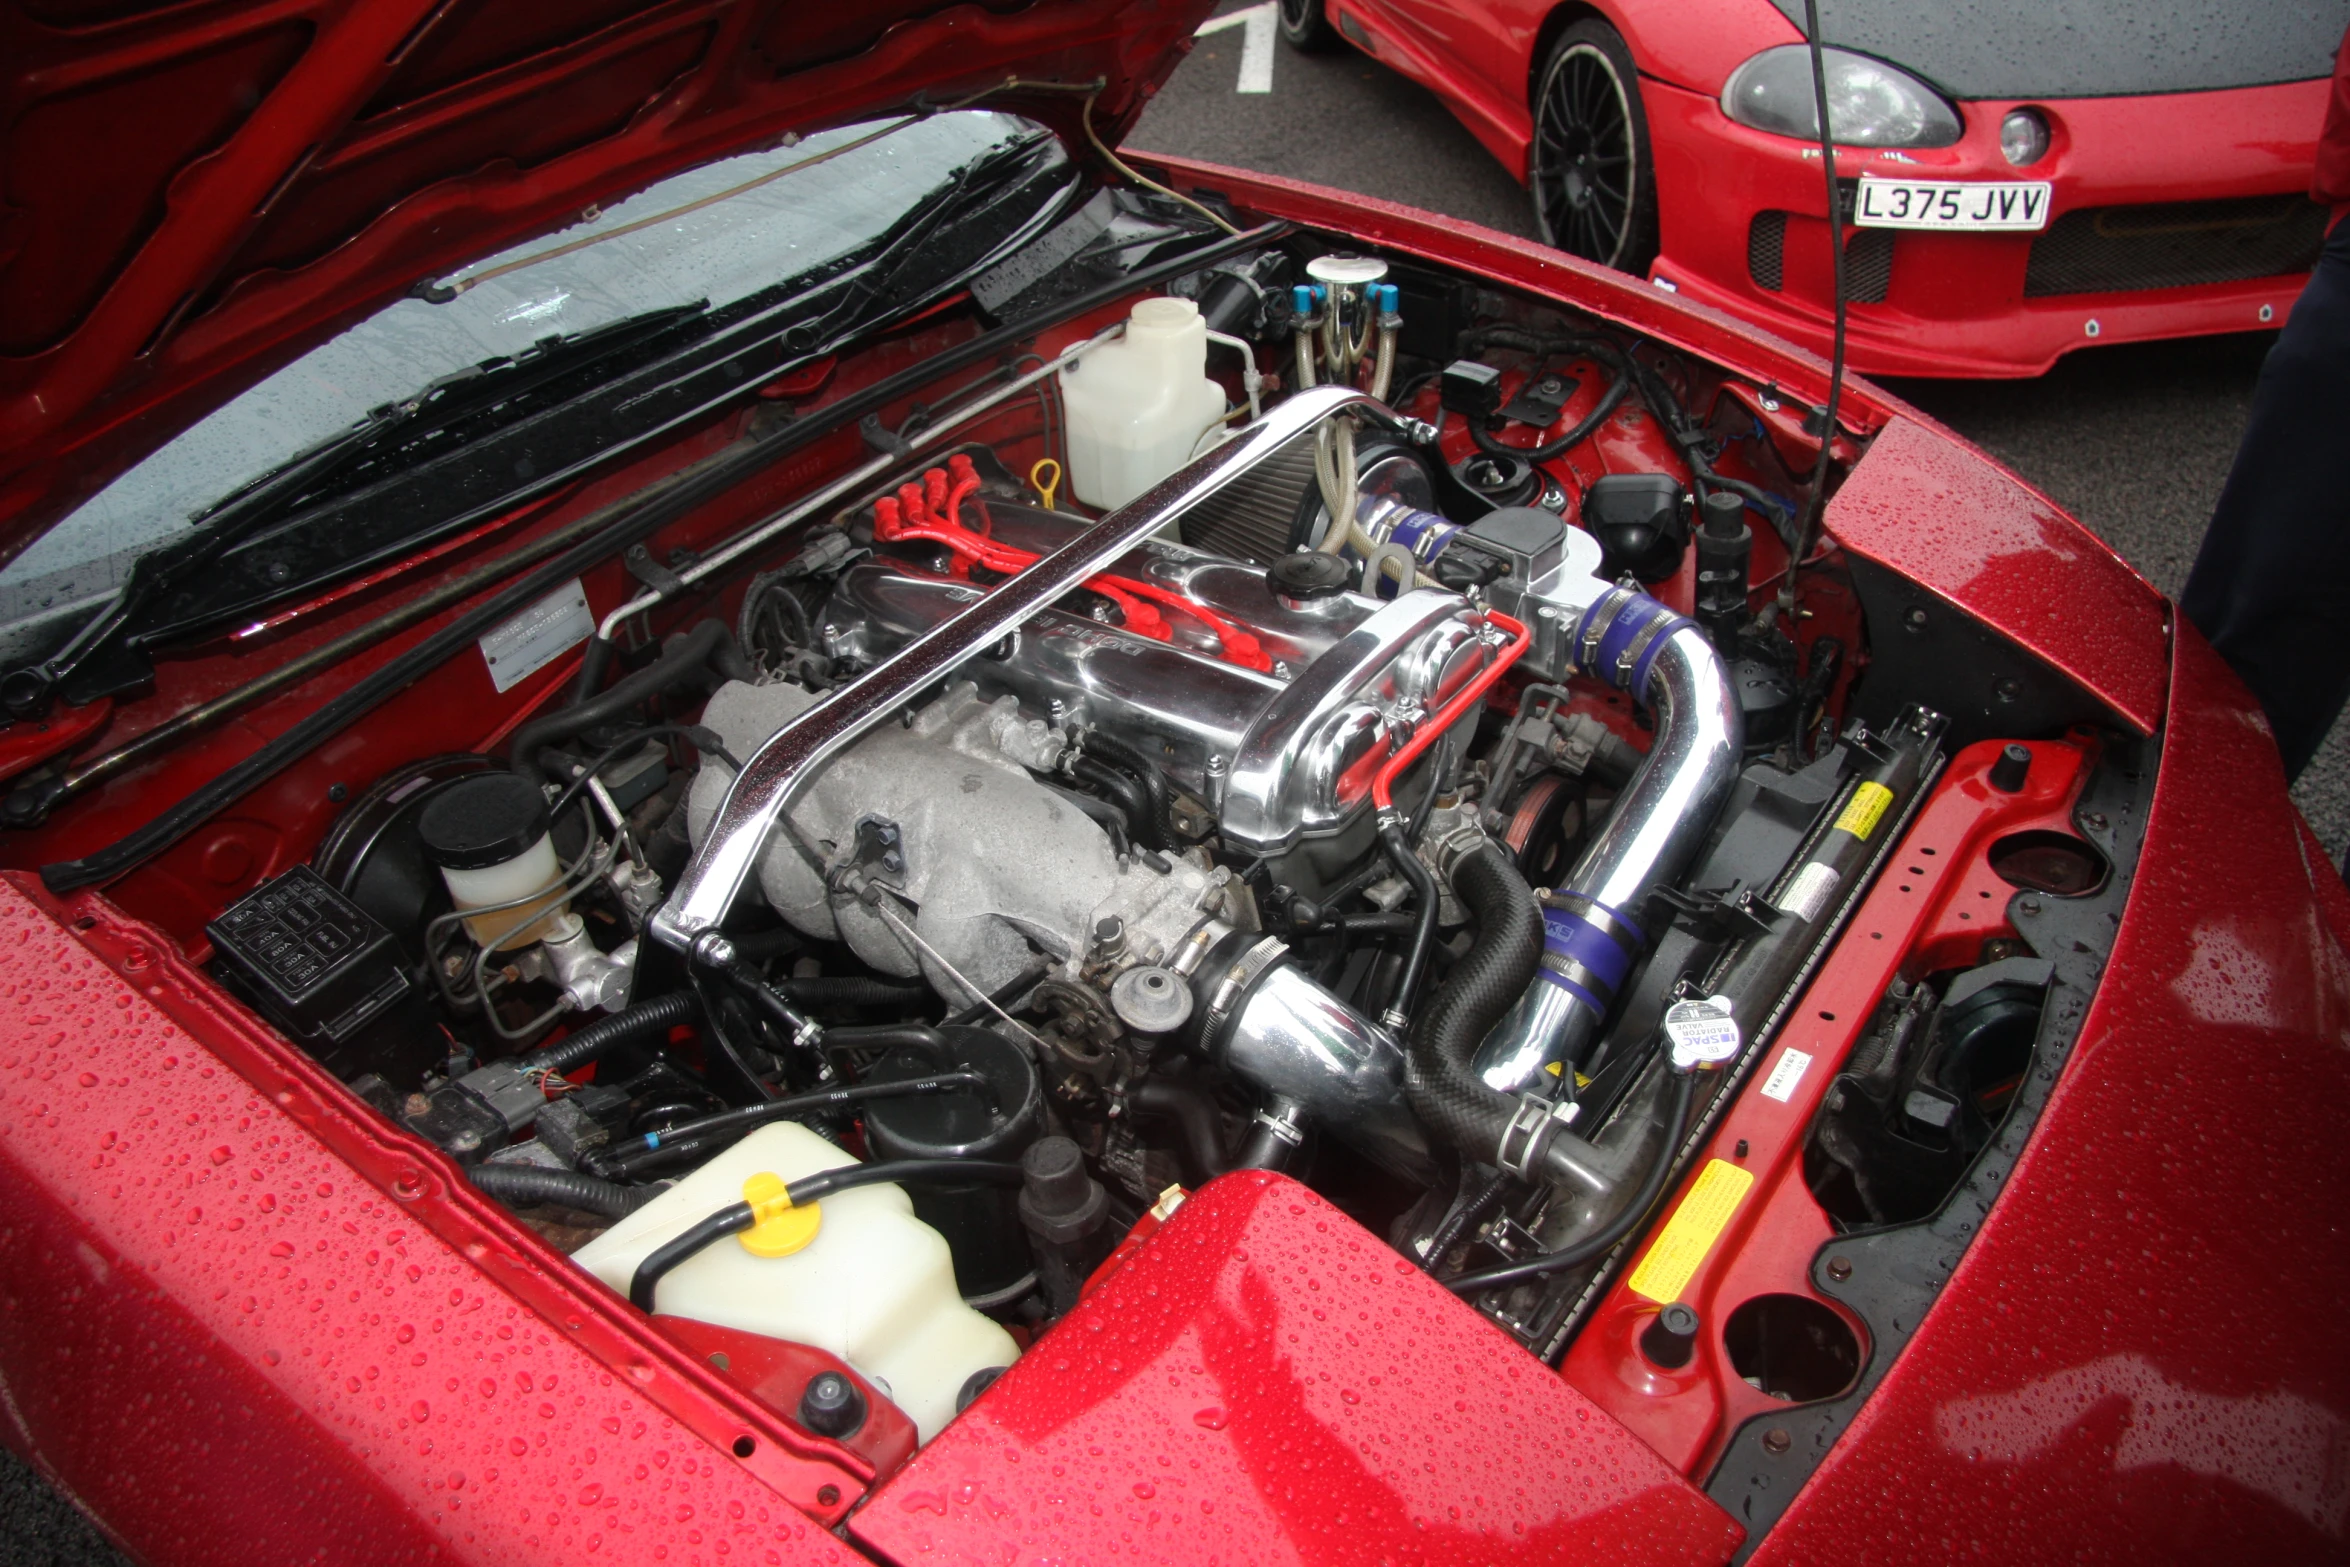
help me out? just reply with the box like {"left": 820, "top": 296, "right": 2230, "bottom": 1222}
{"left": 651, "top": 1317, "right": 918, "bottom": 1482}
{"left": 0, "top": 874, "right": 870, "bottom": 1565}
{"left": 0, "top": 45, "right": 2328, "bottom": 1562}
{"left": 1755, "top": 625, "right": 2350, "bottom": 1563}
{"left": 1824, "top": 415, "right": 2169, "bottom": 736}
{"left": 854, "top": 1172, "right": 1744, "bottom": 1567}
{"left": 0, "top": 697, "right": 110, "bottom": 786}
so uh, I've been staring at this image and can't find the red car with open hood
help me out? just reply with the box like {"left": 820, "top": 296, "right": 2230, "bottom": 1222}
{"left": 1279, "top": 0, "right": 2349, "bottom": 376}
{"left": 0, "top": 3, "right": 2344, "bottom": 1565}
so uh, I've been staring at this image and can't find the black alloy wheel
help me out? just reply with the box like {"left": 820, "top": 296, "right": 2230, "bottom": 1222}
{"left": 1530, "top": 20, "right": 1660, "bottom": 272}
{"left": 1278, "top": 0, "right": 1342, "bottom": 52}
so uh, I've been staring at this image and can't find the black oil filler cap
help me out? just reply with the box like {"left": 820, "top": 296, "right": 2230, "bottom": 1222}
{"left": 1267, "top": 549, "right": 1352, "bottom": 603}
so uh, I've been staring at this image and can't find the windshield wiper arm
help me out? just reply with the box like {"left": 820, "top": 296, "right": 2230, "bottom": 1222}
{"left": 0, "top": 305, "right": 713, "bottom": 720}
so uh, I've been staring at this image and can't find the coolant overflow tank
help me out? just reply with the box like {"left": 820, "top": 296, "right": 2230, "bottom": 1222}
{"left": 572, "top": 1123, "right": 1016, "bottom": 1443}
{"left": 1059, "top": 297, "right": 1228, "bottom": 509}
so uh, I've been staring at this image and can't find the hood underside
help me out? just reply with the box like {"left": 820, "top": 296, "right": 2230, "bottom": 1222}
{"left": 0, "top": 0, "right": 1213, "bottom": 558}
{"left": 1772, "top": 0, "right": 2350, "bottom": 100}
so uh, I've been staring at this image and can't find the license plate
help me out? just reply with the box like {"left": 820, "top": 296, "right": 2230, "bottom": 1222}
{"left": 1852, "top": 177, "right": 2051, "bottom": 232}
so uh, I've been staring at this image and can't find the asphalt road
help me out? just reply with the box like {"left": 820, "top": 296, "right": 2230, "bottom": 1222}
{"left": 1135, "top": 2, "right": 2350, "bottom": 861}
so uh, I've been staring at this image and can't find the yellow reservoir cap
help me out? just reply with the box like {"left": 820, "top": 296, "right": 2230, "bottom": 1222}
{"left": 739, "top": 1170, "right": 822, "bottom": 1257}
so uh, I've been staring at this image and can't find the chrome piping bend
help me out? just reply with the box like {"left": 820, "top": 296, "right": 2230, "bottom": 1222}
{"left": 650, "top": 384, "right": 1394, "bottom": 952}
{"left": 1472, "top": 581, "right": 1744, "bottom": 1094}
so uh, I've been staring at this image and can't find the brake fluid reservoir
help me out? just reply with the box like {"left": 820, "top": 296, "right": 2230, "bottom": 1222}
{"left": 417, "top": 771, "right": 569, "bottom": 949}
{"left": 1060, "top": 296, "right": 1228, "bottom": 509}
{"left": 573, "top": 1123, "right": 1017, "bottom": 1443}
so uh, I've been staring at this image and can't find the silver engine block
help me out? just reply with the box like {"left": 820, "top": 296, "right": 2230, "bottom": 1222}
{"left": 685, "top": 680, "right": 1249, "bottom": 1001}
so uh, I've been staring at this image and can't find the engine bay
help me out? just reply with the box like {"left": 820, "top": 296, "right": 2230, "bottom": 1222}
{"left": 2, "top": 211, "right": 2139, "bottom": 1518}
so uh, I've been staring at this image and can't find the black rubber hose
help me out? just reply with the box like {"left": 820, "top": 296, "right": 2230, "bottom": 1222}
{"left": 1326, "top": 911, "right": 1417, "bottom": 937}
{"left": 510, "top": 619, "right": 735, "bottom": 785}
{"left": 1568, "top": 717, "right": 1646, "bottom": 788}
{"left": 1378, "top": 817, "right": 1445, "bottom": 1024}
{"left": 1079, "top": 731, "right": 1177, "bottom": 850}
{"left": 1032, "top": 775, "right": 1130, "bottom": 846}
{"left": 822, "top": 1022, "right": 956, "bottom": 1066}
{"left": 786, "top": 1158, "right": 1023, "bottom": 1206}
{"left": 519, "top": 991, "right": 696, "bottom": 1078}
{"left": 706, "top": 633, "right": 756, "bottom": 685}
{"left": 726, "top": 927, "right": 804, "bottom": 968}
{"left": 1234, "top": 1115, "right": 1301, "bottom": 1172}
{"left": 780, "top": 976, "right": 931, "bottom": 1008}
{"left": 626, "top": 1159, "right": 1026, "bottom": 1309}
{"left": 471, "top": 1163, "right": 657, "bottom": 1220}
{"left": 1128, "top": 1079, "right": 1229, "bottom": 1183}
{"left": 589, "top": 1072, "right": 996, "bottom": 1181}
{"left": 715, "top": 966, "right": 820, "bottom": 1058}
{"left": 630, "top": 1202, "right": 754, "bottom": 1310}
{"left": 692, "top": 970, "right": 780, "bottom": 1103}
{"left": 570, "top": 637, "right": 618, "bottom": 706}
{"left": 1443, "top": 1069, "right": 1697, "bottom": 1295}
{"left": 545, "top": 724, "right": 738, "bottom": 829}
{"left": 1070, "top": 755, "right": 1150, "bottom": 839}
{"left": 38, "top": 219, "right": 1293, "bottom": 895}
{"left": 1458, "top": 323, "right": 1793, "bottom": 539}
{"left": 1455, "top": 330, "right": 1632, "bottom": 463}
{"left": 1616, "top": 352, "right": 1795, "bottom": 539}
{"left": 1468, "top": 375, "right": 1630, "bottom": 465}
{"left": 1401, "top": 839, "right": 1543, "bottom": 1167}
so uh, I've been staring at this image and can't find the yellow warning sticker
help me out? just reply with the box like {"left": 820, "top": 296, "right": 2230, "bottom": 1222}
{"left": 1625, "top": 1159, "right": 1756, "bottom": 1304}
{"left": 1833, "top": 780, "right": 1895, "bottom": 842}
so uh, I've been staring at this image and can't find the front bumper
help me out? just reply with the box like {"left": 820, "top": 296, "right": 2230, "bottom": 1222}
{"left": 1641, "top": 75, "right": 2331, "bottom": 378}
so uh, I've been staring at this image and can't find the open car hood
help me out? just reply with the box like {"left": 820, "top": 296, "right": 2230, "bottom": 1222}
{"left": 0, "top": 0, "right": 1214, "bottom": 563}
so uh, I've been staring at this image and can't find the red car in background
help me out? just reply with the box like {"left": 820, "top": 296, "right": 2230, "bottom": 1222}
{"left": 1280, "top": 0, "right": 2349, "bottom": 375}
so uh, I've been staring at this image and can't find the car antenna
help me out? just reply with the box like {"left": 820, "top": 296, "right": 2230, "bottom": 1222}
{"left": 1780, "top": 0, "right": 1848, "bottom": 619}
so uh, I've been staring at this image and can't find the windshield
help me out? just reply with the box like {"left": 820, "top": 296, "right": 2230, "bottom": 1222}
{"left": 0, "top": 110, "right": 1051, "bottom": 667}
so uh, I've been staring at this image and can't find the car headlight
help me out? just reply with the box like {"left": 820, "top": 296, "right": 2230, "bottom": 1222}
{"left": 1721, "top": 45, "right": 1962, "bottom": 149}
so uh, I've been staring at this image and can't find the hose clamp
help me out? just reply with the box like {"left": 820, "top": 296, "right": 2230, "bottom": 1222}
{"left": 1575, "top": 588, "right": 1634, "bottom": 671}
{"left": 1616, "top": 611, "right": 1676, "bottom": 688}
{"left": 1252, "top": 1102, "right": 1308, "bottom": 1148}
{"left": 1202, "top": 934, "right": 1289, "bottom": 1051}
{"left": 1494, "top": 1092, "right": 1564, "bottom": 1181}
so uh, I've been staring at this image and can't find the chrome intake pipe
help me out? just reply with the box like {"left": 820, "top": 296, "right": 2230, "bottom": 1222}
{"left": 1471, "top": 578, "right": 1744, "bottom": 1094}
{"left": 1182, "top": 923, "right": 1435, "bottom": 1186}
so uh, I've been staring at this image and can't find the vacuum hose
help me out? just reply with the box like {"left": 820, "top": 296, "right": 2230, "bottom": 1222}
{"left": 518, "top": 991, "right": 696, "bottom": 1078}
{"left": 470, "top": 1164, "right": 657, "bottom": 1220}
{"left": 513, "top": 619, "right": 751, "bottom": 785}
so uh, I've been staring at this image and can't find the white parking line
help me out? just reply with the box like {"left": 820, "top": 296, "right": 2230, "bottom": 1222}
{"left": 1196, "top": 1, "right": 1277, "bottom": 94}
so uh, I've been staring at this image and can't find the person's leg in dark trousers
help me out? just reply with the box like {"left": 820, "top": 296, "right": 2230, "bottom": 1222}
{"left": 2180, "top": 218, "right": 2350, "bottom": 783}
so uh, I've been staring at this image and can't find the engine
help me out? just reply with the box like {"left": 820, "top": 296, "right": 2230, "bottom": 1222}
{"left": 203, "top": 250, "right": 2084, "bottom": 1469}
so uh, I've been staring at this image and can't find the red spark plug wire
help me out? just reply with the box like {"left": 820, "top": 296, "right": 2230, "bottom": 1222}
{"left": 875, "top": 461, "right": 1276, "bottom": 669}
